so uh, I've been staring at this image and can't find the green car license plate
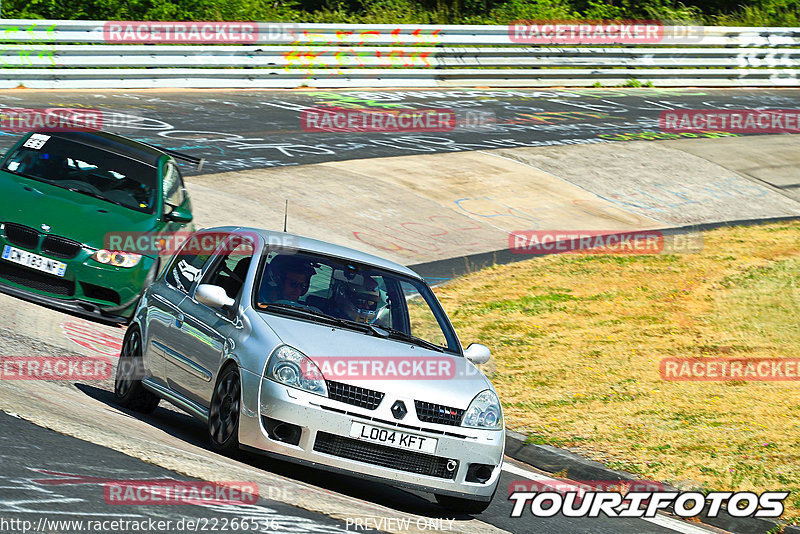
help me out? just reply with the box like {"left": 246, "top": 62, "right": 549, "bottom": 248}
{"left": 2, "top": 245, "right": 67, "bottom": 277}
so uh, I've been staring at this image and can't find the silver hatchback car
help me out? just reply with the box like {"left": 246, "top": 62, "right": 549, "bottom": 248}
{"left": 114, "top": 227, "right": 504, "bottom": 513}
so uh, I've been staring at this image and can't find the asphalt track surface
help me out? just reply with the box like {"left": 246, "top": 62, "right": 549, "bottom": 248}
{"left": 1, "top": 88, "right": 799, "bottom": 173}
{"left": 0, "top": 362, "right": 712, "bottom": 534}
{"left": 0, "top": 411, "right": 349, "bottom": 534}
{"left": 2, "top": 88, "right": 797, "bottom": 534}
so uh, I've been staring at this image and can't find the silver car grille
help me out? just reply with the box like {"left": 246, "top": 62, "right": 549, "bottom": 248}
{"left": 326, "top": 380, "right": 384, "bottom": 410}
{"left": 414, "top": 400, "right": 465, "bottom": 426}
{"left": 313, "top": 431, "right": 459, "bottom": 479}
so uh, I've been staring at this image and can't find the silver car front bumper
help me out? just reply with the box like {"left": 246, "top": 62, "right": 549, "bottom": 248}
{"left": 238, "top": 368, "right": 504, "bottom": 500}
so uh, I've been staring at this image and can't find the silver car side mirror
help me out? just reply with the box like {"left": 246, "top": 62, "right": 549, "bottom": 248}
{"left": 196, "top": 284, "right": 235, "bottom": 309}
{"left": 464, "top": 343, "right": 491, "bottom": 365}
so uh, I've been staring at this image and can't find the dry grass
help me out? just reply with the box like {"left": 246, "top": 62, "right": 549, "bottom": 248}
{"left": 434, "top": 222, "right": 800, "bottom": 519}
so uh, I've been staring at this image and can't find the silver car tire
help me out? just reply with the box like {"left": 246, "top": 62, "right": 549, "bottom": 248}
{"left": 113, "top": 328, "right": 160, "bottom": 413}
{"left": 208, "top": 364, "right": 241, "bottom": 453}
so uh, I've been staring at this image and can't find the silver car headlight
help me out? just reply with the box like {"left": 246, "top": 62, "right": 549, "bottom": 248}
{"left": 265, "top": 345, "right": 328, "bottom": 397}
{"left": 462, "top": 389, "right": 503, "bottom": 430}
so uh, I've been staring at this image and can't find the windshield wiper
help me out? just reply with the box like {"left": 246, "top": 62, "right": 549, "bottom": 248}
{"left": 258, "top": 303, "right": 446, "bottom": 350}
{"left": 375, "top": 325, "right": 448, "bottom": 353}
{"left": 62, "top": 187, "right": 128, "bottom": 209}
{"left": 334, "top": 317, "right": 391, "bottom": 338}
{"left": 259, "top": 302, "right": 370, "bottom": 331}
{"left": 3, "top": 168, "right": 41, "bottom": 180}
{"left": 259, "top": 302, "right": 333, "bottom": 320}
{"left": 0, "top": 173, "right": 127, "bottom": 209}
{"left": 259, "top": 303, "right": 393, "bottom": 338}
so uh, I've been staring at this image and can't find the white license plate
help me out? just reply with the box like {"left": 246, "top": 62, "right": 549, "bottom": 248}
{"left": 2, "top": 245, "right": 67, "bottom": 277}
{"left": 350, "top": 422, "right": 437, "bottom": 454}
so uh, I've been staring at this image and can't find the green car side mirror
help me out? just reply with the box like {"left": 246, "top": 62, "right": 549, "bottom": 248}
{"left": 165, "top": 207, "right": 193, "bottom": 223}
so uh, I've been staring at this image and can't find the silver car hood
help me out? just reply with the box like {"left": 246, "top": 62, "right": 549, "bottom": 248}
{"left": 258, "top": 312, "right": 493, "bottom": 409}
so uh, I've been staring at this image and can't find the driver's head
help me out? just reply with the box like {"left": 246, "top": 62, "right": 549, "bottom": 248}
{"left": 270, "top": 255, "right": 316, "bottom": 302}
{"left": 333, "top": 273, "right": 381, "bottom": 323}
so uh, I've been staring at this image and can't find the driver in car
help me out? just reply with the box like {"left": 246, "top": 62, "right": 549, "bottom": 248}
{"left": 331, "top": 272, "right": 385, "bottom": 324}
{"left": 259, "top": 255, "right": 317, "bottom": 306}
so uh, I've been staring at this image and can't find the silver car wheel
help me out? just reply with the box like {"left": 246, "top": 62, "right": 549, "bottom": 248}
{"left": 209, "top": 366, "right": 241, "bottom": 450}
{"left": 114, "top": 330, "right": 140, "bottom": 398}
{"left": 113, "top": 328, "right": 159, "bottom": 413}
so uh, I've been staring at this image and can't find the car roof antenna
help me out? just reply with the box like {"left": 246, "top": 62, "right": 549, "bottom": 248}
{"left": 283, "top": 199, "right": 288, "bottom": 233}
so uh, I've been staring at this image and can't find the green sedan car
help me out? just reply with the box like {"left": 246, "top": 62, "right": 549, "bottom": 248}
{"left": 0, "top": 130, "right": 196, "bottom": 323}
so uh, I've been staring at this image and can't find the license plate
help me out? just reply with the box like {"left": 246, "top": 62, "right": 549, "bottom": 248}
{"left": 350, "top": 422, "right": 437, "bottom": 454}
{"left": 2, "top": 245, "right": 67, "bottom": 277}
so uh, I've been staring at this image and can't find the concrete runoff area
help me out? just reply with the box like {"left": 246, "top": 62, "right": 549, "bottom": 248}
{"left": 664, "top": 134, "right": 800, "bottom": 202}
{"left": 495, "top": 139, "right": 800, "bottom": 225}
{"left": 186, "top": 134, "right": 800, "bottom": 265}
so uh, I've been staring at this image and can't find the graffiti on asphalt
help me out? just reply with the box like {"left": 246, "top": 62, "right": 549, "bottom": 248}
{"left": 353, "top": 214, "right": 486, "bottom": 256}
{"left": 599, "top": 176, "right": 771, "bottom": 214}
{"left": 0, "top": 89, "right": 796, "bottom": 173}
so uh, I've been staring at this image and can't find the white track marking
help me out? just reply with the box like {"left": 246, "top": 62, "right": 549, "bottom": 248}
{"left": 502, "top": 461, "right": 563, "bottom": 483}
{"left": 501, "top": 460, "right": 723, "bottom": 534}
{"left": 641, "top": 513, "right": 722, "bottom": 534}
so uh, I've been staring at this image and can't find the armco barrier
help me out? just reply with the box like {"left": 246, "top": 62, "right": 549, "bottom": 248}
{"left": 0, "top": 20, "right": 798, "bottom": 88}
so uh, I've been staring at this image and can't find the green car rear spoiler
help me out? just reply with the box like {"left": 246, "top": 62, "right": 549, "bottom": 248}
{"left": 149, "top": 145, "right": 206, "bottom": 173}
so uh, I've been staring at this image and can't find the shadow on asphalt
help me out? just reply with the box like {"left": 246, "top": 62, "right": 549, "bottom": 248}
{"left": 0, "top": 285, "right": 128, "bottom": 328}
{"left": 74, "top": 383, "right": 473, "bottom": 521}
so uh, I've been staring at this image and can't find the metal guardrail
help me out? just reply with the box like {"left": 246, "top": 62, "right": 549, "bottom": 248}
{"left": 0, "top": 19, "right": 798, "bottom": 88}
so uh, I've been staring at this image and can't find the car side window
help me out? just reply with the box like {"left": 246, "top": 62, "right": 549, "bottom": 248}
{"left": 165, "top": 254, "right": 211, "bottom": 294}
{"left": 163, "top": 160, "right": 186, "bottom": 207}
{"left": 198, "top": 240, "right": 254, "bottom": 301}
{"left": 164, "top": 246, "right": 212, "bottom": 294}
{"left": 399, "top": 281, "right": 449, "bottom": 349}
{"left": 370, "top": 276, "right": 392, "bottom": 328}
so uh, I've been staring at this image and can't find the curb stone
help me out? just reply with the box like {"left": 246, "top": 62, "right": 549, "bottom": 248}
{"left": 505, "top": 429, "right": 794, "bottom": 534}
{"left": 410, "top": 215, "right": 800, "bottom": 282}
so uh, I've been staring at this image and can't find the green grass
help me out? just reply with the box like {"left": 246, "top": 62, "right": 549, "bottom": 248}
{"left": 432, "top": 222, "right": 800, "bottom": 519}
{"left": 5, "top": 0, "right": 799, "bottom": 27}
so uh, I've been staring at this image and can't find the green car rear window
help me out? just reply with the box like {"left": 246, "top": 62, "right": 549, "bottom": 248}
{"left": 2, "top": 135, "right": 158, "bottom": 214}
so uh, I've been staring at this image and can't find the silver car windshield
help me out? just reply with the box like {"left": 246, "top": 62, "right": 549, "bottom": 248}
{"left": 254, "top": 250, "right": 460, "bottom": 354}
